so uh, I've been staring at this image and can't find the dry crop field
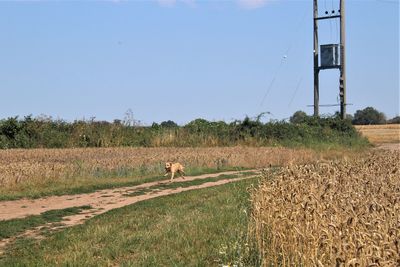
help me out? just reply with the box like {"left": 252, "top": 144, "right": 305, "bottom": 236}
{"left": 0, "top": 144, "right": 395, "bottom": 265}
{"left": 355, "top": 124, "right": 400, "bottom": 144}
{"left": 251, "top": 150, "right": 400, "bottom": 266}
{"left": 0, "top": 146, "right": 355, "bottom": 190}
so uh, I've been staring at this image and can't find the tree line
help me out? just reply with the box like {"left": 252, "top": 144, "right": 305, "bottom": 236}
{"left": 0, "top": 113, "right": 367, "bottom": 149}
{"left": 290, "top": 107, "right": 399, "bottom": 125}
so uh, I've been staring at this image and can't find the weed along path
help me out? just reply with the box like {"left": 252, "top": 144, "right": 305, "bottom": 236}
{"left": 0, "top": 170, "right": 259, "bottom": 253}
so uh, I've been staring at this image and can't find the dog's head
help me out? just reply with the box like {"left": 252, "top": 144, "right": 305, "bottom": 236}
{"left": 165, "top": 162, "right": 172, "bottom": 170}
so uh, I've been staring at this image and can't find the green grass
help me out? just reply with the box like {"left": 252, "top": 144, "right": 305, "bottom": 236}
{"left": 0, "top": 178, "right": 261, "bottom": 266}
{"left": 0, "top": 206, "right": 92, "bottom": 240}
{"left": 0, "top": 166, "right": 248, "bottom": 201}
{"left": 280, "top": 136, "right": 371, "bottom": 150}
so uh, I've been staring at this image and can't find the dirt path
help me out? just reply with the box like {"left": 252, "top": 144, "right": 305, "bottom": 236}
{"left": 0, "top": 170, "right": 256, "bottom": 221}
{"left": 0, "top": 170, "right": 259, "bottom": 254}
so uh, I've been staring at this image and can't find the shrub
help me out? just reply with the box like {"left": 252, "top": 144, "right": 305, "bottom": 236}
{"left": 0, "top": 115, "right": 366, "bottom": 149}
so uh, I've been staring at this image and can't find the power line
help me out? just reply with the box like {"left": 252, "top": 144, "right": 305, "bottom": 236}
{"left": 288, "top": 77, "right": 303, "bottom": 108}
{"left": 259, "top": 7, "right": 308, "bottom": 107}
{"left": 260, "top": 57, "right": 285, "bottom": 107}
{"left": 307, "top": 103, "right": 353, "bottom": 107}
{"left": 287, "top": 50, "right": 313, "bottom": 109}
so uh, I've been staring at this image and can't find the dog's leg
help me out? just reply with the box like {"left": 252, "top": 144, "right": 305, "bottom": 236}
{"left": 164, "top": 172, "right": 169, "bottom": 177}
{"left": 170, "top": 172, "right": 175, "bottom": 182}
{"left": 179, "top": 170, "right": 185, "bottom": 179}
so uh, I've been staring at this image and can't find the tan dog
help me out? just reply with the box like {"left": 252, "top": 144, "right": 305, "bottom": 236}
{"left": 164, "top": 162, "right": 185, "bottom": 181}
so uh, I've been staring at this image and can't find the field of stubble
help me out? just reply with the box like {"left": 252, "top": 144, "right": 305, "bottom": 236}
{"left": 355, "top": 124, "right": 400, "bottom": 144}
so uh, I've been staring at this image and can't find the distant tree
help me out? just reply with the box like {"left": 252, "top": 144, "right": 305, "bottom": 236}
{"left": 290, "top": 111, "right": 308, "bottom": 124}
{"left": 388, "top": 116, "right": 400, "bottom": 124}
{"left": 185, "top": 118, "right": 209, "bottom": 128}
{"left": 352, "top": 107, "right": 386, "bottom": 125}
{"left": 185, "top": 118, "right": 211, "bottom": 133}
{"left": 160, "top": 120, "right": 178, "bottom": 128}
{"left": 0, "top": 117, "right": 21, "bottom": 139}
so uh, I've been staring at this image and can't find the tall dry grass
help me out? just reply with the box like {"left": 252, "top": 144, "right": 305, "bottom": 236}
{"left": 0, "top": 147, "right": 357, "bottom": 189}
{"left": 355, "top": 124, "right": 400, "bottom": 144}
{"left": 250, "top": 150, "right": 400, "bottom": 266}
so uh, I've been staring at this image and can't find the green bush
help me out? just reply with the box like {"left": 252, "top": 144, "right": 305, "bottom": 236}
{"left": 0, "top": 114, "right": 367, "bottom": 149}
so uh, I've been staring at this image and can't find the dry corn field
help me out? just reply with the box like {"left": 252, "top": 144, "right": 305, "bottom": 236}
{"left": 251, "top": 150, "right": 400, "bottom": 266}
{"left": 356, "top": 124, "right": 400, "bottom": 144}
{"left": 0, "top": 146, "right": 356, "bottom": 189}
{"left": 0, "top": 147, "right": 354, "bottom": 187}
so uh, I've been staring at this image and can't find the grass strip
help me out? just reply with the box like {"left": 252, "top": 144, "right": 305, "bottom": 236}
{"left": 0, "top": 178, "right": 261, "bottom": 266}
{"left": 0, "top": 206, "right": 92, "bottom": 240}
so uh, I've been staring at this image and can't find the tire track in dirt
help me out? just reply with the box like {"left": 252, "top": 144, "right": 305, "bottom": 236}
{"left": 0, "top": 170, "right": 259, "bottom": 254}
{"left": 0, "top": 170, "right": 256, "bottom": 221}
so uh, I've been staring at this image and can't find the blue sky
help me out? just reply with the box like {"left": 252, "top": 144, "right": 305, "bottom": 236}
{"left": 0, "top": 0, "right": 398, "bottom": 124}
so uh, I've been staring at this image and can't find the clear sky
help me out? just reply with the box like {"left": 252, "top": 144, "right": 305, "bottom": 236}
{"left": 0, "top": 0, "right": 398, "bottom": 125}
